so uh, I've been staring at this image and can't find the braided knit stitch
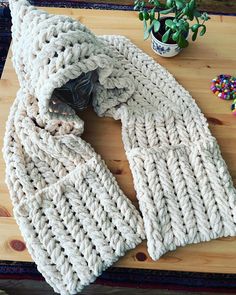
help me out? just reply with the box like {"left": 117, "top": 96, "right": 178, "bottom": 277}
{"left": 3, "top": 0, "right": 236, "bottom": 293}
{"left": 94, "top": 35, "right": 236, "bottom": 260}
{"left": 3, "top": 1, "right": 145, "bottom": 294}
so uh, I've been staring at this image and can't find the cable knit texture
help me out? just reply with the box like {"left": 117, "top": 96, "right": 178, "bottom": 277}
{"left": 3, "top": 1, "right": 145, "bottom": 294}
{"left": 98, "top": 36, "right": 236, "bottom": 260}
{"left": 3, "top": 0, "right": 236, "bottom": 294}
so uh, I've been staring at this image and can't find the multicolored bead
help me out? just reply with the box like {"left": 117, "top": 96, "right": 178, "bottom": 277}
{"left": 211, "top": 74, "right": 236, "bottom": 100}
{"left": 231, "top": 99, "right": 236, "bottom": 116}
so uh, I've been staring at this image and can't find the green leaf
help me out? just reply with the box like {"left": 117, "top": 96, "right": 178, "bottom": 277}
{"left": 191, "top": 23, "right": 200, "bottom": 32}
{"left": 143, "top": 11, "right": 149, "bottom": 20}
{"left": 143, "top": 19, "right": 150, "bottom": 40}
{"left": 182, "top": 3, "right": 193, "bottom": 20}
{"left": 182, "top": 6, "right": 189, "bottom": 16}
{"left": 166, "top": 0, "right": 174, "bottom": 8}
{"left": 189, "top": 15, "right": 194, "bottom": 21}
{"left": 150, "top": 7, "right": 156, "bottom": 20}
{"left": 178, "top": 34, "right": 189, "bottom": 48}
{"left": 144, "top": 29, "right": 150, "bottom": 40}
{"left": 154, "top": 0, "right": 161, "bottom": 5}
{"left": 165, "top": 19, "right": 174, "bottom": 28}
{"left": 162, "top": 28, "right": 171, "bottom": 43}
{"left": 172, "top": 31, "right": 179, "bottom": 42}
{"left": 148, "top": 22, "right": 155, "bottom": 33}
{"left": 177, "top": 19, "right": 188, "bottom": 31}
{"left": 188, "top": 11, "right": 194, "bottom": 20}
{"left": 139, "top": 11, "right": 144, "bottom": 21}
{"left": 140, "top": 1, "right": 145, "bottom": 8}
{"left": 200, "top": 25, "right": 206, "bottom": 36}
{"left": 184, "top": 21, "right": 189, "bottom": 31}
{"left": 189, "top": 0, "right": 196, "bottom": 11}
{"left": 201, "top": 12, "right": 210, "bottom": 21}
{"left": 153, "top": 19, "right": 161, "bottom": 32}
{"left": 194, "top": 10, "right": 201, "bottom": 17}
{"left": 192, "top": 29, "right": 198, "bottom": 41}
{"left": 175, "top": 0, "right": 185, "bottom": 10}
{"left": 143, "top": 19, "right": 147, "bottom": 31}
{"left": 160, "top": 7, "right": 174, "bottom": 15}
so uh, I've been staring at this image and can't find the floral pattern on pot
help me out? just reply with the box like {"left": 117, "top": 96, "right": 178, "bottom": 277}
{"left": 151, "top": 31, "right": 182, "bottom": 58}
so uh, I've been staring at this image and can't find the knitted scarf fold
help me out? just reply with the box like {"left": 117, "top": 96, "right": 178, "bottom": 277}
{"left": 3, "top": 1, "right": 145, "bottom": 294}
{"left": 98, "top": 35, "right": 236, "bottom": 259}
{"left": 4, "top": 0, "right": 236, "bottom": 294}
{"left": 9, "top": 0, "right": 135, "bottom": 123}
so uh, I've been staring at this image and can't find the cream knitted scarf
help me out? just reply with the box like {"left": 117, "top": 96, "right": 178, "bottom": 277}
{"left": 3, "top": 0, "right": 236, "bottom": 294}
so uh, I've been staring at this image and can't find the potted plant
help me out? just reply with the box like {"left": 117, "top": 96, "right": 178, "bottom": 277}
{"left": 134, "top": 0, "right": 210, "bottom": 57}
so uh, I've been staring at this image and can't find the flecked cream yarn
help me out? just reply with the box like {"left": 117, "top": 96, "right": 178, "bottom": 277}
{"left": 4, "top": 0, "right": 236, "bottom": 294}
{"left": 102, "top": 36, "right": 236, "bottom": 260}
{"left": 3, "top": 1, "right": 145, "bottom": 294}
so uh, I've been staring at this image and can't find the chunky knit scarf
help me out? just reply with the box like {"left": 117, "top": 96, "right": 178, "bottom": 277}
{"left": 3, "top": 0, "right": 236, "bottom": 294}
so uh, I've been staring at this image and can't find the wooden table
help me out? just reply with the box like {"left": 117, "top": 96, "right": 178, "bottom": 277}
{"left": 75, "top": 0, "right": 236, "bottom": 14}
{"left": 1, "top": 7, "right": 236, "bottom": 274}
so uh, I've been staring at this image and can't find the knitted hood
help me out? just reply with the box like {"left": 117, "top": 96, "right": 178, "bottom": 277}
{"left": 3, "top": 2, "right": 145, "bottom": 294}
{"left": 5, "top": 1, "right": 236, "bottom": 294}
{"left": 9, "top": 0, "right": 135, "bottom": 123}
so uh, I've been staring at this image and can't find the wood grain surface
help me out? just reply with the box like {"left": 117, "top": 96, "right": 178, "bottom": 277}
{"left": 1, "top": 8, "right": 236, "bottom": 273}
{"left": 37, "top": 0, "right": 236, "bottom": 14}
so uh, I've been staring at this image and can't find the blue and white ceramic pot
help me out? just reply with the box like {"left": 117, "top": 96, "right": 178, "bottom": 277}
{"left": 151, "top": 32, "right": 182, "bottom": 57}
{"left": 151, "top": 17, "right": 183, "bottom": 58}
